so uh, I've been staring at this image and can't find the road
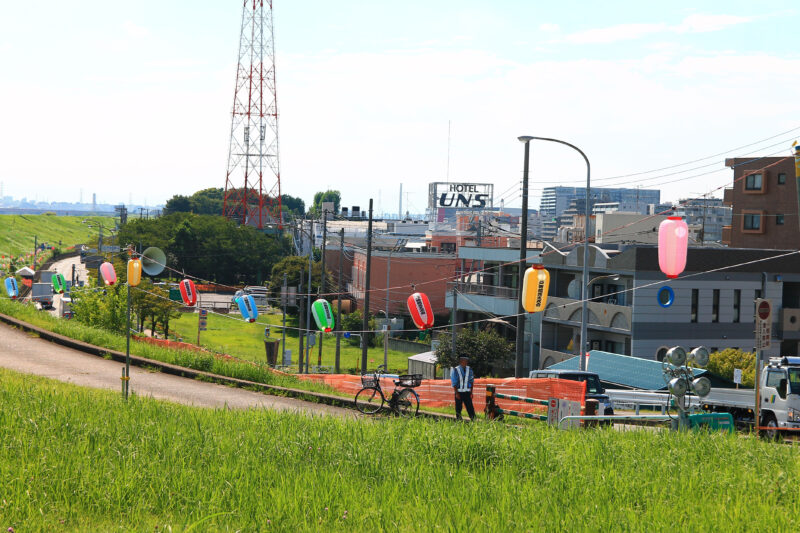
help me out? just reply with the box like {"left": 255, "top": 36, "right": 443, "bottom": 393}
{"left": 0, "top": 321, "right": 355, "bottom": 417}
{"left": 46, "top": 255, "right": 88, "bottom": 316}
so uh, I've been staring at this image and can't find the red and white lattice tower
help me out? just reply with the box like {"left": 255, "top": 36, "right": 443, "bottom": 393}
{"left": 223, "top": 0, "right": 282, "bottom": 229}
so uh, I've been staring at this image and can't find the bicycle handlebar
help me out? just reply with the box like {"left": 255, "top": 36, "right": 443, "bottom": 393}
{"left": 375, "top": 364, "right": 387, "bottom": 373}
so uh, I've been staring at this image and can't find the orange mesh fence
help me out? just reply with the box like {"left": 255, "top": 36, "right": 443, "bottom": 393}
{"left": 134, "top": 336, "right": 206, "bottom": 353}
{"left": 300, "top": 375, "right": 586, "bottom": 414}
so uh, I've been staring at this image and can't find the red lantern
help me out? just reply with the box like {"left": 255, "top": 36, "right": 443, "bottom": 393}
{"left": 179, "top": 279, "right": 197, "bottom": 306}
{"left": 407, "top": 292, "right": 434, "bottom": 330}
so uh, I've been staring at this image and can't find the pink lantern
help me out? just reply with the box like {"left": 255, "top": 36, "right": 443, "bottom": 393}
{"left": 99, "top": 262, "right": 117, "bottom": 286}
{"left": 658, "top": 216, "right": 688, "bottom": 279}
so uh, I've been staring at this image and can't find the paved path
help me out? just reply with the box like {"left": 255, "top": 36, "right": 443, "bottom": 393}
{"left": 0, "top": 321, "right": 356, "bottom": 417}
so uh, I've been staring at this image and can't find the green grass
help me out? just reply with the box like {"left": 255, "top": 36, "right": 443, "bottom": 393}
{"left": 0, "top": 214, "right": 110, "bottom": 257}
{"left": 1, "top": 367, "right": 799, "bottom": 531}
{"left": 0, "top": 297, "right": 336, "bottom": 396}
{"left": 171, "top": 309, "right": 417, "bottom": 373}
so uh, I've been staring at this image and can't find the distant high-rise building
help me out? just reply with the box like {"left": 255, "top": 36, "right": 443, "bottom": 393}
{"left": 539, "top": 186, "right": 660, "bottom": 241}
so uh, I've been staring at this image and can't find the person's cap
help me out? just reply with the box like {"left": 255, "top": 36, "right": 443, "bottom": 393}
{"left": 458, "top": 355, "right": 469, "bottom": 360}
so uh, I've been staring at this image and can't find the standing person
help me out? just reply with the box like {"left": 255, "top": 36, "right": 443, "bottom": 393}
{"left": 451, "top": 355, "right": 475, "bottom": 421}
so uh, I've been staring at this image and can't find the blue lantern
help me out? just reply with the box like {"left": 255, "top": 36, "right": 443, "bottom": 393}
{"left": 235, "top": 294, "right": 258, "bottom": 323}
{"left": 5, "top": 277, "right": 18, "bottom": 299}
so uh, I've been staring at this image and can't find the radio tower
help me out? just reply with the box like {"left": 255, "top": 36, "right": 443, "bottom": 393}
{"left": 223, "top": 1, "right": 282, "bottom": 229}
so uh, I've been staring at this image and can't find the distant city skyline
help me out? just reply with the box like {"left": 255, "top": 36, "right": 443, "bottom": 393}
{"left": 1, "top": 1, "right": 798, "bottom": 212}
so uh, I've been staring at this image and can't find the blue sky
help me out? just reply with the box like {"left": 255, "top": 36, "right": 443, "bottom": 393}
{"left": 1, "top": 1, "right": 798, "bottom": 214}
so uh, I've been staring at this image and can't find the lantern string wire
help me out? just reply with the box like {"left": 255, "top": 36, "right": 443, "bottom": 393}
{"left": 117, "top": 248, "right": 800, "bottom": 337}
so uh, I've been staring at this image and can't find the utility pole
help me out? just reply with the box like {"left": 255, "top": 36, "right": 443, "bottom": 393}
{"left": 701, "top": 194, "right": 708, "bottom": 245}
{"left": 33, "top": 235, "right": 37, "bottom": 269}
{"left": 361, "top": 199, "right": 374, "bottom": 372}
{"left": 384, "top": 249, "right": 392, "bottom": 369}
{"left": 281, "top": 272, "right": 287, "bottom": 366}
{"left": 298, "top": 268, "right": 304, "bottom": 373}
{"left": 451, "top": 286, "right": 458, "bottom": 357}
{"left": 335, "top": 228, "right": 344, "bottom": 373}
{"left": 755, "top": 271, "right": 768, "bottom": 437}
{"left": 318, "top": 210, "right": 328, "bottom": 367}
{"left": 305, "top": 220, "right": 313, "bottom": 374}
{"left": 515, "top": 139, "right": 531, "bottom": 378}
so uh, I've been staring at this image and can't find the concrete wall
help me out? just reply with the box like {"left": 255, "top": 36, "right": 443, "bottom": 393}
{"left": 631, "top": 272, "right": 782, "bottom": 360}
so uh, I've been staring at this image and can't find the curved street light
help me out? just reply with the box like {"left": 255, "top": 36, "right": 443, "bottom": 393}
{"left": 518, "top": 135, "right": 591, "bottom": 371}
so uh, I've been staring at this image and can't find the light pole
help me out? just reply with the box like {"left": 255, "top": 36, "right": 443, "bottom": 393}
{"left": 519, "top": 135, "right": 591, "bottom": 370}
{"left": 514, "top": 136, "right": 533, "bottom": 377}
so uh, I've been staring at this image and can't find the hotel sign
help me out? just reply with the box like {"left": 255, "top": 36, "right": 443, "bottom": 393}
{"left": 428, "top": 182, "right": 494, "bottom": 210}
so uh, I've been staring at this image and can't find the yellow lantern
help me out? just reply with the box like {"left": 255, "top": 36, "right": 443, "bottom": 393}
{"left": 522, "top": 264, "right": 550, "bottom": 313}
{"left": 127, "top": 258, "right": 142, "bottom": 287}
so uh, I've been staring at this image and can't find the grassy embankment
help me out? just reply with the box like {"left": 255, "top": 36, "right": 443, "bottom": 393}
{"left": 0, "top": 297, "right": 336, "bottom": 397}
{"left": 170, "top": 309, "right": 414, "bottom": 373}
{"left": 0, "top": 214, "right": 108, "bottom": 256}
{"left": 1, "top": 367, "right": 798, "bottom": 531}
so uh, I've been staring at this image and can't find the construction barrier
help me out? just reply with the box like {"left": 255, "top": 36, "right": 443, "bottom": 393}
{"left": 300, "top": 374, "right": 586, "bottom": 413}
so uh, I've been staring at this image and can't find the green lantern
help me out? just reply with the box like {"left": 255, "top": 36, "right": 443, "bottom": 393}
{"left": 311, "top": 298, "right": 335, "bottom": 332}
{"left": 52, "top": 273, "right": 66, "bottom": 294}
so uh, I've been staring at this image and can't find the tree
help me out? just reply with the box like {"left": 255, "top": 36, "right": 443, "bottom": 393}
{"left": 118, "top": 213, "right": 291, "bottom": 285}
{"left": 311, "top": 190, "right": 341, "bottom": 215}
{"left": 706, "top": 348, "right": 756, "bottom": 388}
{"left": 281, "top": 194, "right": 305, "bottom": 217}
{"left": 268, "top": 255, "right": 330, "bottom": 314}
{"left": 341, "top": 309, "right": 376, "bottom": 347}
{"left": 190, "top": 188, "right": 224, "bottom": 215}
{"left": 163, "top": 195, "right": 192, "bottom": 215}
{"left": 435, "top": 328, "right": 514, "bottom": 378}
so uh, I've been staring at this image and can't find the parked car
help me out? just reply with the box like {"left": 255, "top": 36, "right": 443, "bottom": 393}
{"left": 529, "top": 369, "right": 614, "bottom": 416}
{"left": 232, "top": 286, "right": 268, "bottom": 307}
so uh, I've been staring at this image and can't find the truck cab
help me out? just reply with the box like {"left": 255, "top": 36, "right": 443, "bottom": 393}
{"left": 760, "top": 357, "right": 800, "bottom": 434}
{"left": 529, "top": 369, "right": 614, "bottom": 416}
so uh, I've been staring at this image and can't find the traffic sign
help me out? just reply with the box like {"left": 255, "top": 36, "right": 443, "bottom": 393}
{"left": 757, "top": 299, "right": 771, "bottom": 321}
{"left": 733, "top": 368, "right": 742, "bottom": 384}
{"left": 100, "top": 245, "right": 121, "bottom": 253}
{"left": 198, "top": 309, "right": 208, "bottom": 331}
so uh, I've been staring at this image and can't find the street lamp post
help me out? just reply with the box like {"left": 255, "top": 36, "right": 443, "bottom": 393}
{"left": 518, "top": 135, "right": 591, "bottom": 370}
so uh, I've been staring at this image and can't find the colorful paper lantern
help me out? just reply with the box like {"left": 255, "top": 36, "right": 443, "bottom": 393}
{"left": 235, "top": 294, "right": 258, "bottom": 323}
{"left": 5, "top": 277, "right": 18, "bottom": 299}
{"left": 99, "top": 262, "right": 117, "bottom": 286}
{"left": 658, "top": 216, "right": 688, "bottom": 279}
{"left": 52, "top": 273, "right": 66, "bottom": 294}
{"left": 521, "top": 264, "right": 550, "bottom": 313}
{"left": 407, "top": 292, "right": 434, "bottom": 330}
{"left": 311, "top": 298, "right": 335, "bottom": 332}
{"left": 179, "top": 278, "right": 197, "bottom": 306}
{"left": 127, "top": 259, "right": 142, "bottom": 287}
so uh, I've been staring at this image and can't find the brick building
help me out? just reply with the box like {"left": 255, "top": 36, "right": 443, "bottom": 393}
{"left": 347, "top": 248, "right": 462, "bottom": 317}
{"left": 722, "top": 157, "right": 799, "bottom": 249}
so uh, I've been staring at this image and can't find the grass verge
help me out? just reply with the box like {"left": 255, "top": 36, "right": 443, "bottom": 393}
{"left": 0, "top": 367, "right": 798, "bottom": 531}
{"left": 0, "top": 297, "right": 337, "bottom": 397}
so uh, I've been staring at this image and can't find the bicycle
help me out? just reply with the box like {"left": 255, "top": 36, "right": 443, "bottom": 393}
{"left": 354, "top": 364, "right": 421, "bottom": 417}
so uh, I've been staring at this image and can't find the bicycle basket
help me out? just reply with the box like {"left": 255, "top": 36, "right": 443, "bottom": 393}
{"left": 397, "top": 374, "right": 422, "bottom": 388}
{"left": 361, "top": 374, "right": 379, "bottom": 388}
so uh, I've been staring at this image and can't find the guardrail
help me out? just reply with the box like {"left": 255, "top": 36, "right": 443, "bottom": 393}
{"left": 484, "top": 384, "right": 597, "bottom": 424}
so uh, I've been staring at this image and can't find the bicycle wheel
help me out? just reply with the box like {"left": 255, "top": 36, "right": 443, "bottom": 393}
{"left": 355, "top": 387, "right": 384, "bottom": 415}
{"left": 395, "top": 388, "right": 420, "bottom": 417}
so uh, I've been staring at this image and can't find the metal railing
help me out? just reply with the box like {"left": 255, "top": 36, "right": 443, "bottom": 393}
{"left": 448, "top": 281, "right": 518, "bottom": 300}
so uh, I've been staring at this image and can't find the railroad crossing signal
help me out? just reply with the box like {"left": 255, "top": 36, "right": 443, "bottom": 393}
{"left": 755, "top": 298, "right": 771, "bottom": 351}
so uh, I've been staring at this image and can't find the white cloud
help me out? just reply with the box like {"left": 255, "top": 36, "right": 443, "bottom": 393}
{"left": 675, "top": 14, "right": 751, "bottom": 33}
{"left": 123, "top": 21, "right": 149, "bottom": 39}
{"left": 563, "top": 23, "right": 666, "bottom": 44}
{"left": 561, "top": 13, "right": 753, "bottom": 44}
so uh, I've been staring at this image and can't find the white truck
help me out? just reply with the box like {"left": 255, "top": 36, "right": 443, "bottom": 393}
{"left": 698, "top": 356, "right": 800, "bottom": 438}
